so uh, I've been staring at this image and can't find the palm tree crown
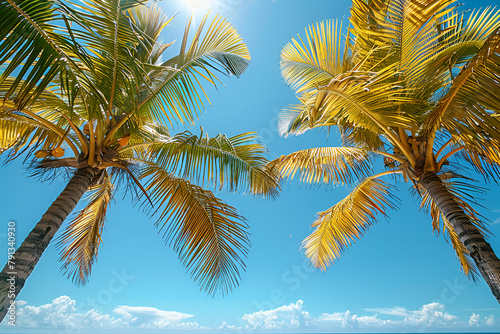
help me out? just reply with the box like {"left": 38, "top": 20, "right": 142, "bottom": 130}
{"left": 271, "top": 0, "right": 500, "bottom": 302}
{"left": 0, "top": 0, "right": 278, "bottom": 308}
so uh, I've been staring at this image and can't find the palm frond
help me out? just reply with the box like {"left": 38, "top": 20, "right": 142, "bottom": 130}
{"left": 310, "top": 68, "right": 415, "bottom": 136}
{"left": 126, "top": 3, "right": 174, "bottom": 65}
{"left": 0, "top": 111, "right": 79, "bottom": 160}
{"left": 128, "top": 126, "right": 279, "bottom": 198}
{"left": 423, "top": 26, "right": 500, "bottom": 139}
{"left": 139, "top": 165, "right": 249, "bottom": 296}
{"left": 0, "top": 118, "right": 36, "bottom": 155}
{"left": 349, "top": 0, "right": 455, "bottom": 66}
{"left": 0, "top": 0, "right": 66, "bottom": 106}
{"left": 268, "top": 147, "right": 371, "bottom": 185}
{"left": 429, "top": 7, "right": 500, "bottom": 74}
{"left": 59, "top": 0, "right": 150, "bottom": 118}
{"left": 277, "top": 100, "right": 312, "bottom": 136}
{"left": 303, "top": 177, "right": 397, "bottom": 270}
{"left": 281, "top": 19, "right": 351, "bottom": 94}
{"left": 457, "top": 141, "right": 500, "bottom": 179}
{"left": 0, "top": 0, "right": 104, "bottom": 108}
{"left": 137, "top": 13, "right": 251, "bottom": 127}
{"left": 57, "top": 176, "right": 113, "bottom": 285}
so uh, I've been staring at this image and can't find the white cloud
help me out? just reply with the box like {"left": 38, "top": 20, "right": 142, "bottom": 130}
{"left": 242, "top": 300, "right": 311, "bottom": 330}
{"left": 8, "top": 296, "right": 500, "bottom": 332}
{"left": 11, "top": 295, "right": 194, "bottom": 330}
{"left": 401, "top": 302, "right": 457, "bottom": 327}
{"left": 486, "top": 315, "right": 495, "bottom": 326}
{"left": 366, "top": 302, "right": 457, "bottom": 326}
{"left": 365, "top": 306, "right": 408, "bottom": 317}
{"left": 318, "top": 311, "right": 391, "bottom": 328}
{"left": 114, "top": 305, "right": 193, "bottom": 328}
{"left": 14, "top": 296, "right": 127, "bottom": 329}
{"left": 469, "top": 313, "right": 480, "bottom": 326}
{"left": 243, "top": 301, "right": 465, "bottom": 331}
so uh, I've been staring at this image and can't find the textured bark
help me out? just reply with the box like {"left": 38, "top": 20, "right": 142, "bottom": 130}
{"left": 0, "top": 167, "right": 99, "bottom": 323}
{"left": 420, "top": 172, "right": 500, "bottom": 303}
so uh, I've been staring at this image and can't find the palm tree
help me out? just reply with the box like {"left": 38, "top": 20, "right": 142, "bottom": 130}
{"left": 0, "top": 0, "right": 278, "bottom": 321}
{"left": 270, "top": 0, "right": 500, "bottom": 302}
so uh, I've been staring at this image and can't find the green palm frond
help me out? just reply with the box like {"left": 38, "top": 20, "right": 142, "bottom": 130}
{"left": 0, "top": 0, "right": 108, "bottom": 109}
{"left": 303, "top": 177, "right": 397, "bottom": 270}
{"left": 137, "top": 13, "right": 251, "bottom": 127}
{"left": 126, "top": 127, "right": 279, "bottom": 198}
{"left": 268, "top": 147, "right": 371, "bottom": 185}
{"left": 140, "top": 165, "right": 249, "bottom": 296}
{"left": 57, "top": 176, "right": 113, "bottom": 285}
{"left": 59, "top": 0, "right": 150, "bottom": 118}
{"left": 126, "top": 3, "right": 174, "bottom": 65}
{"left": 0, "top": 0, "right": 70, "bottom": 107}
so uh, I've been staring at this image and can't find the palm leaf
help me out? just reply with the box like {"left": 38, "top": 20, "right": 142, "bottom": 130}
{"left": 349, "top": 0, "right": 455, "bottom": 67}
{"left": 0, "top": 118, "right": 36, "bottom": 155}
{"left": 126, "top": 3, "right": 174, "bottom": 65}
{"left": 127, "top": 126, "right": 279, "bottom": 198}
{"left": 303, "top": 176, "right": 397, "bottom": 270}
{"left": 280, "top": 19, "right": 351, "bottom": 95}
{"left": 310, "top": 68, "right": 415, "bottom": 136}
{"left": 137, "top": 13, "right": 251, "bottom": 127}
{"left": 268, "top": 146, "right": 371, "bottom": 185}
{"left": 59, "top": 0, "right": 150, "bottom": 118}
{"left": 0, "top": 0, "right": 103, "bottom": 108}
{"left": 57, "top": 176, "right": 113, "bottom": 285}
{"left": 423, "top": 26, "right": 500, "bottom": 140}
{"left": 139, "top": 165, "right": 249, "bottom": 296}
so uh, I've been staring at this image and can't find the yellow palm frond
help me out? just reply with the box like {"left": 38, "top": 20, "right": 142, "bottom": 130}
{"left": 57, "top": 177, "right": 113, "bottom": 285}
{"left": 457, "top": 141, "right": 500, "bottom": 178}
{"left": 278, "top": 99, "right": 313, "bottom": 136}
{"left": 0, "top": 111, "right": 79, "bottom": 160}
{"left": 281, "top": 19, "right": 351, "bottom": 94}
{"left": 140, "top": 165, "right": 249, "bottom": 296}
{"left": 309, "top": 69, "right": 416, "bottom": 157}
{"left": 0, "top": 118, "right": 35, "bottom": 155}
{"left": 268, "top": 147, "right": 371, "bottom": 185}
{"left": 430, "top": 7, "right": 500, "bottom": 73}
{"left": 303, "top": 177, "right": 397, "bottom": 270}
{"left": 424, "top": 26, "right": 500, "bottom": 142}
{"left": 350, "top": 0, "right": 455, "bottom": 65}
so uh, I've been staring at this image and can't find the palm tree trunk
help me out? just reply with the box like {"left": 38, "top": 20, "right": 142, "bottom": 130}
{"left": 420, "top": 172, "right": 500, "bottom": 303}
{"left": 0, "top": 167, "right": 99, "bottom": 323}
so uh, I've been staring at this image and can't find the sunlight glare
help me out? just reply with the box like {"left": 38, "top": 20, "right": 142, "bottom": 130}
{"left": 183, "top": 0, "right": 215, "bottom": 12}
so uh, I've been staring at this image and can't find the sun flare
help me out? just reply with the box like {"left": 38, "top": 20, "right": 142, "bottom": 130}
{"left": 182, "top": 0, "right": 215, "bottom": 12}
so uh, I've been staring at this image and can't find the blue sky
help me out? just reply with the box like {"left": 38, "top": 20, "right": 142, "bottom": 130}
{"left": 2, "top": 0, "right": 500, "bottom": 332}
